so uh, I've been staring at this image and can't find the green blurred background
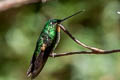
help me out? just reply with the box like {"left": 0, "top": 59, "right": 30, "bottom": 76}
{"left": 0, "top": 0, "right": 120, "bottom": 80}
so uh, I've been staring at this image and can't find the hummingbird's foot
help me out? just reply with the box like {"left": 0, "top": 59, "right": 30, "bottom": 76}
{"left": 51, "top": 53, "right": 56, "bottom": 58}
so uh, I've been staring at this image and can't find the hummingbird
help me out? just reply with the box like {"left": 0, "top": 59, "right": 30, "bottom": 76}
{"left": 27, "top": 10, "right": 84, "bottom": 79}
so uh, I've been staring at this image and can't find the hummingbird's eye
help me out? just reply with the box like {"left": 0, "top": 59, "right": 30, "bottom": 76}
{"left": 50, "top": 22, "right": 56, "bottom": 25}
{"left": 50, "top": 22, "right": 53, "bottom": 25}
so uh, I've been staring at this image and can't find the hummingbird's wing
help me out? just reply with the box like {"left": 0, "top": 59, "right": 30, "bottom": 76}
{"left": 27, "top": 41, "right": 55, "bottom": 79}
{"left": 27, "top": 50, "right": 44, "bottom": 78}
{"left": 31, "top": 51, "right": 46, "bottom": 79}
{"left": 27, "top": 44, "right": 44, "bottom": 78}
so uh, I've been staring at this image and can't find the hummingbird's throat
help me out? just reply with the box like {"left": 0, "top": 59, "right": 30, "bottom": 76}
{"left": 57, "top": 25, "right": 61, "bottom": 32}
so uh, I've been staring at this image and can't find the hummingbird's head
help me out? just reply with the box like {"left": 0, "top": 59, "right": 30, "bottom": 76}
{"left": 44, "top": 19, "right": 62, "bottom": 28}
{"left": 48, "top": 19, "right": 62, "bottom": 25}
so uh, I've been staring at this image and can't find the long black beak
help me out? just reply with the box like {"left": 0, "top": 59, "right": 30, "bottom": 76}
{"left": 57, "top": 10, "right": 85, "bottom": 23}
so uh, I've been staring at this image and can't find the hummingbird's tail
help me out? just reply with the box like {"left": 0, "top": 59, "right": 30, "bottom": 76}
{"left": 27, "top": 50, "right": 49, "bottom": 79}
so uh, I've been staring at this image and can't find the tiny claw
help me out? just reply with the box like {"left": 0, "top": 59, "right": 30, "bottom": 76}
{"left": 52, "top": 53, "right": 56, "bottom": 58}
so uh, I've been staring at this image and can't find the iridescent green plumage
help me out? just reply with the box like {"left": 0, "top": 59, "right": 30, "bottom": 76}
{"left": 36, "top": 19, "right": 59, "bottom": 53}
{"left": 27, "top": 19, "right": 60, "bottom": 79}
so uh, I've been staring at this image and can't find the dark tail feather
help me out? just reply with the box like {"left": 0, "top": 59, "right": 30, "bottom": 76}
{"left": 27, "top": 51, "right": 49, "bottom": 79}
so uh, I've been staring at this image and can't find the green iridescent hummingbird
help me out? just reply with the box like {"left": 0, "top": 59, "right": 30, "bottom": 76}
{"left": 27, "top": 10, "right": 84, "bottom": 79}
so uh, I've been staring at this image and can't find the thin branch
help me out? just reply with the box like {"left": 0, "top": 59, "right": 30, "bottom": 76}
{"left": 0, "top": 0, "right": 50, "bottom": 12}
{"left": 58, "top": 24, "right": 105, "bottom": 52}
{"left": 49, "top": 49, "right": 120, "bottom": 57}
{"left": 49, "top": 24, "right": 120, "bottom": 57}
